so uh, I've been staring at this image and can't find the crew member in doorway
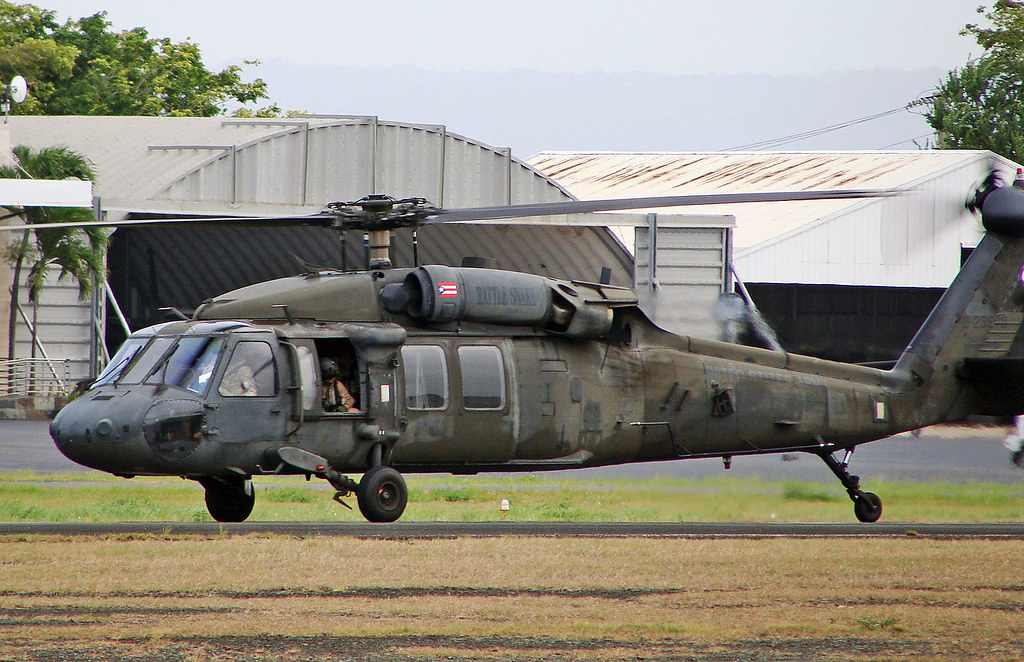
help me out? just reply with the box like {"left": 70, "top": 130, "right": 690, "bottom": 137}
{"left": 321, "top": 356, "right": 359, "bottom": 412}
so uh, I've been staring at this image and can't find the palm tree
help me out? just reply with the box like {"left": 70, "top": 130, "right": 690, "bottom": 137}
{"left": 0, "top": 145, "right": 106, "bottom": 360}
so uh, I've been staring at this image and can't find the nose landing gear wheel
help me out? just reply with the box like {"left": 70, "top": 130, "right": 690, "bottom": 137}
{"left": 357, "top": 466, "right": 408, "bottom": 522}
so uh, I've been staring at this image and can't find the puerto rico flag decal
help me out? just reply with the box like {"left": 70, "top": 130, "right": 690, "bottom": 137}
{"left": 437, "top": 282, "right": 458, "bottom": 297}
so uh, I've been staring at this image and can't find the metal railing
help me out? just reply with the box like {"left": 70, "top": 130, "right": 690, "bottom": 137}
{"left": 0, "top": 358, "right": 71, "bottom": 397}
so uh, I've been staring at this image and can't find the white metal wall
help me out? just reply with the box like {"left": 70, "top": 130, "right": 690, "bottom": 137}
{"left": 13, "top": 271, "right": 95, "bottom": 384}
{"left": 735, "top": 156, "right": 995, "bottom": 287}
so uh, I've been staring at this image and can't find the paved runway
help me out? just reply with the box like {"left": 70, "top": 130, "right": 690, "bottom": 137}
{"left": 5, "top": 419, "right": 1023, "bottom": 483}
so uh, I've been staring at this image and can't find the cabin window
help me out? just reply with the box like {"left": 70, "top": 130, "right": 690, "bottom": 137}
{"left": 401, "top": 345, "right": 448, "bottom": 410}
{"left": 218, "top": 341, "right": 278, "bottom": 397}
{"left": 458, "top": 345, "right": 505, "bottom": 410}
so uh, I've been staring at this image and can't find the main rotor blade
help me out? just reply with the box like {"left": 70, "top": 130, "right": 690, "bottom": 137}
{"left": 0, "top": 213, "right": 334, "bottom": 233}
{"left": 431, "top": 189, "right": 891, "bottom": 223}
{"left": 0, "top": 188, "right": 892, "bottom": 233}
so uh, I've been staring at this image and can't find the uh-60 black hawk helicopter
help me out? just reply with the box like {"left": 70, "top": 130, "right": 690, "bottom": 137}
{"left": 34, "top": 178, "right": 1024, "bottom": 523}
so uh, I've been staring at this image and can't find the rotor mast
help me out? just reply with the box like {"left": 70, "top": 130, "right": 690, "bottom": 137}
{"left": 367, "top": 229, "right": 392, "bottom": 270}
{"left": 324, "top": 195, "right": 440, "bottom": 270}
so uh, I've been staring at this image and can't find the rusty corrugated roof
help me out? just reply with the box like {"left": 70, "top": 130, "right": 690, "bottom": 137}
{"left": 529, "top": 151, "right": 993, "bottom": 250}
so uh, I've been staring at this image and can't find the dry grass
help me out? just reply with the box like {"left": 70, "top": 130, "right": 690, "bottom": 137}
{"left": 1, "top": 535, "right": 1022, "bottom": 660}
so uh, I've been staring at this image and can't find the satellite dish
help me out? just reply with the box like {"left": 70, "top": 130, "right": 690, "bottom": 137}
{"left": 8, "top": 76, "right": 27, "bottom": 104}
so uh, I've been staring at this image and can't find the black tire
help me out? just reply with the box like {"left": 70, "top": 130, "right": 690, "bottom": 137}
{"left": 853, "top": 491, "right": 883, "bottom": 523}
{"left": 357, "top": 466, "right": 408, "bottom": 523}
{"left": 201, "top": 477, "right": 255, "bottom": 523}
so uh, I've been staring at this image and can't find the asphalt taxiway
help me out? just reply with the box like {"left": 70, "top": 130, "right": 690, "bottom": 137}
{"left": 4, "top": 419, "right": 1023, "bottom": 483}
{"left": 0, "top": 520, "right": 1021, "bottom": 538}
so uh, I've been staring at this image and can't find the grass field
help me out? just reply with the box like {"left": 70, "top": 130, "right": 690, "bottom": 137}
{"left": 0, "top": 471, "right": 1022, "bottom": 523}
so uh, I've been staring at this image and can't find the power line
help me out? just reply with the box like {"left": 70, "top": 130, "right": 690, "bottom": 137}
{"left": 724, "top": 95, "right": 937, "bottom": 151}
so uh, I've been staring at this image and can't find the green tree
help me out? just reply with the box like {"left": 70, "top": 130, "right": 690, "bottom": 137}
{"left": 927, "top": 1, "right": 1024, "bottom": 161}
{"left": 0, "top": 3, "right": 76, "bottom": 114}
{"left": 0, "top": 145, "right": 106, "bottom": 360}
{"left": 0, "top": 1, "right": 273, "bottom": 116}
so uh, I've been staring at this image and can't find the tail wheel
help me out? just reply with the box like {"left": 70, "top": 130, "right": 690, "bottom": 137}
{"left": 357, "top": 466, "right": 408, "bottom": 523}
{"left": 200, "top": 477, "right": 255, "bottom": 523}
{"left": 853, "top": 491, "right": 883, "bottom": 523}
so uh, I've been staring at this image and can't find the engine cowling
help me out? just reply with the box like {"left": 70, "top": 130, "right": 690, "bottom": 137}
{"left": 389, "top": 265, "right": 625, "bottom": 339}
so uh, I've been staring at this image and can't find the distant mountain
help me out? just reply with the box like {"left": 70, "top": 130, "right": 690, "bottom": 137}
{"left": 254, "top": 61, "right": 945, "bottom": 159}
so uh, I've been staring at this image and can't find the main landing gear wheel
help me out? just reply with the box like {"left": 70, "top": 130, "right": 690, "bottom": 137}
{"left": 816, "top": 449, "right": 883, "bottom": 523}
{"left": 357, "top": 466, "right": 408, "bottom": 523}
{"left": 200, "top": 477, "right": 255, "bottom": 523}
{"left": 853, "top": 491, "right": 883, "bottom": 523}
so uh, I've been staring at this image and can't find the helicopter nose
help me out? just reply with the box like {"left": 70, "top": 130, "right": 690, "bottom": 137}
{"left": 49, "top": 394, "right": 146, "bottom": 473}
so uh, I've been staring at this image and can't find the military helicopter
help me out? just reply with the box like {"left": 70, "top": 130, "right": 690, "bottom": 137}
{"left": 30, "top": 179, "right": 1024, "bottom": 523}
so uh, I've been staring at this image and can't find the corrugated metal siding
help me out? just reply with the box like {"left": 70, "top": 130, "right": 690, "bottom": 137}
{"left": 736, "top": 156, "right": 997, "bottom": 286}
{"left": 148, "top": 118, "right": 573, "bottom": 211}
{"left": 9, "top": 116, "right": 576, "bottom": 215}
{"left": 13, "top": 273, "right": 93, "bottom": 382}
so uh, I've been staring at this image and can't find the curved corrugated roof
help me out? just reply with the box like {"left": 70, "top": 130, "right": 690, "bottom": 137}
{"left": 8, "top": 116, "right": 631, "bottom": 333}
{"left": 10, "top": 115, "right": 577, "bottom": 214}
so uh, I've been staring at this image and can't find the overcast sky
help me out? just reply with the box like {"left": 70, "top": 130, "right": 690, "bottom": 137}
{"left": 39, "top": 0, "right": 983, "bottom": 76}
{"left": 27, "top": 1, "right": 991, "bottom": 156}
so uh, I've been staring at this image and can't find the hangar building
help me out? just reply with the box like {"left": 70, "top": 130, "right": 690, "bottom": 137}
{"left": 532, "top": 150, "right": 1019, "bottom": 362}
{"left": 5, "top": 116, "right": 730, "bottom": 384}
{"left": 6, "top": 114, "right": 1016, "bottom": 387}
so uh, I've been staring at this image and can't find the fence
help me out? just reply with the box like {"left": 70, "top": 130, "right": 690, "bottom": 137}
{"left": 0, "top": 358, "right": 71, "bottom": 397}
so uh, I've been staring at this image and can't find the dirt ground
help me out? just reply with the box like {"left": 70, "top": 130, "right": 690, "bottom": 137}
{"left": 0, "top": 632, "right": 985, "bottom": 662}
{"left": 1, "top": 536, "right": 1022, "bottom": 661}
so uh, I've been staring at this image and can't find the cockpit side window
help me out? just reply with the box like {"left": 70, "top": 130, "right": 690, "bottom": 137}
{"left": 296, "top": 345, "right": 317, "bottom": 411}
{"left": 218, "top": 341, "right": 277, "bottom": 397}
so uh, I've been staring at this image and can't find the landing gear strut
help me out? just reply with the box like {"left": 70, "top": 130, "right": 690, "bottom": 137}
{"left": 276, "top": 444, "right": 409, "bottom": 523}
{"left": 199, "top": 476, "right": 255, "bottom": 522}
{"left": 817, "top": 449, "right": 883, "bottom": 523}
{"left": 321, "top": 450, "right": 408, "bottom": 522}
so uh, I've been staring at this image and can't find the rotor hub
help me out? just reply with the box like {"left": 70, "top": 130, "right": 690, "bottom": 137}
{"left": 323, "top": 195, "right": 440, "bottom": 232}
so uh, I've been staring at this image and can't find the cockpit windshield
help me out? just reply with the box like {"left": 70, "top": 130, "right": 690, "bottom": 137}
{"left": 145, "top": 337, "right": 225, "bottom": 395}
{"left": 118, "top": 337, "right": 175, "bottom": 385}
{"left": 91, "top": 337, "right": 149, "bottom": 388}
